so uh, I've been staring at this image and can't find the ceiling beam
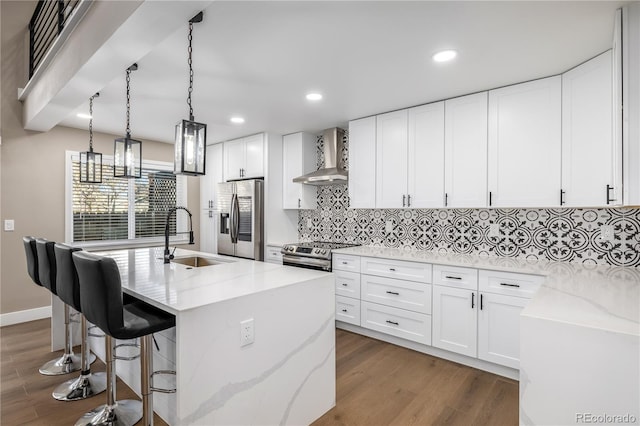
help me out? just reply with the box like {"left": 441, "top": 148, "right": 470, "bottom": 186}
{"left": 21, "top": 0, "right": 213, "bottom": 132}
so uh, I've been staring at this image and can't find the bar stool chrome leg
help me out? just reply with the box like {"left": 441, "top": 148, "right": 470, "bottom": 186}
{"left": 75, "top": 335, "right": 142, "bottom": 426}
{"left": 140, "top": 335, "right": 176, "bottom": 426}
{"left": 52, "top": 315, "right": 106, "bottom": 401}
{"left": 40, "top": 304, "right": 88, "bottom": 375}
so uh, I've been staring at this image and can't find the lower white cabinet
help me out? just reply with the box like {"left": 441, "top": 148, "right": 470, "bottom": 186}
{"left": 432, "top": 285, "right": 478, "bottom": 357}
{"left": 361, "top": 274, "right": 431, "bottom": 314}
{"left": 361, "top": 301, "right": 431, "bottom": 345}
{"left": 265, "top": 245, "right": 283, "bottom": 264}
{"left": 477, "top": 292, "right": 529, "bottom": 369}
{"left": 336, "top": 295, "right": 360, "bottom": 326}
{"left": 335, "top": 270, "right": 361, "bottom": 299}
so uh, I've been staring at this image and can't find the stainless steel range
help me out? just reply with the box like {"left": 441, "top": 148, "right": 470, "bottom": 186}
{"left": 281, "top": 241, "right": 359, "bottom": 271}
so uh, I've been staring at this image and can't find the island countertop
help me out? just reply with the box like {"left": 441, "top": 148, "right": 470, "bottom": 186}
{"left": 94, "top": 247, "right": 332, "bottom": 314}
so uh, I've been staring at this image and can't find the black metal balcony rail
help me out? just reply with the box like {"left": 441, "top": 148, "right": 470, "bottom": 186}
{"left": 28, "top": 0, "right": 80, "bottom": 78}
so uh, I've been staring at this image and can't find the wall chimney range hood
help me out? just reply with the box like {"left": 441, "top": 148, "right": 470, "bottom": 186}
{"left": 293, "top": 127, "right": 347, "bottom": 185}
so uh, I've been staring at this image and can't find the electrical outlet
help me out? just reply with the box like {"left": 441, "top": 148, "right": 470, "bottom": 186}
{"left": 240, "top": 318, "right": 254, "bottom": 347}
{"left": 4, "top": 219, "right": 14, "bottom": 232}
{"left": 385, "top": 220, "right": 393, "bottom": 234}
{"left": 600, "top": 225, "right": 614, "bottom": 242}
{"left": 489, "top": 224, "right": 500, "bottom": 238}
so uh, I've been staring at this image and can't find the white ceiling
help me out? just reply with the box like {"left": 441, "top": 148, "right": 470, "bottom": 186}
{"left": 58, "top": 1, "right": 627, "bottom": 144}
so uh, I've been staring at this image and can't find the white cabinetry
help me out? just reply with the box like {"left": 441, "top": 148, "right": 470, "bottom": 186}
{"left": 359, "top": 257, "right": 432, "bottom": 345}
{"left": 282, "top": 132, "right": 317, "bottom": 209}
{"left": 265, "top": 244, "right": 283, "bottom": 264}
{"left": 348, "top": 116, "right": 376, "bottom": 208}
{"left": 488, "top": 76, "right": 562, "bottom": 207}
{"left": 199, "top": 143, "right": 223, "bottom": 254}
{"left": 432, "top": 265, "right": 479, "bottom": 357}
{"left": 333, "top": 254, "right": 361, "bottom": 326}
{"left": 562, "top": 50, "right": 619, "bottom": 206}
{"left": 375, "top": 104, "right": 445, "bottom": 208}
{"left": 444, "top": 92, "right": 488, "bottom": 207}
{"left": 477, "top": 270, "right": 543, "bottom": 369}
{"left": 224, "top": 134, "right": 264, "bottom": 180}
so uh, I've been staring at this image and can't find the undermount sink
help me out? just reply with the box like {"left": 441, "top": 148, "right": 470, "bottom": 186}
{"left": 171, "top": 256, "right": 232, "bottom": 268}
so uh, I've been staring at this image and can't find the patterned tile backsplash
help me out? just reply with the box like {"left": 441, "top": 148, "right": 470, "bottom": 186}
{"left": 297, "top": 133, "right": 640, "bottom": 267}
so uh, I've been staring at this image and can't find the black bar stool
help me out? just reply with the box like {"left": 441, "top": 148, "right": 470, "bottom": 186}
{"left": 22, "top": 236, "right": 40, "bottom": 287}
{"left": 51, "top": 243, "right": 107, "bottom": 401}
{"left": 73, "top": 251, "right": 176, "bottom": 426}
{"left": 35, "top": 238, "right": 85, "bottom": 375}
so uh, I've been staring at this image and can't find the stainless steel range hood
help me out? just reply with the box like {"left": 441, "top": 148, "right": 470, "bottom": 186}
{"left": 293, "top": 127, "right": 347, "bottom": 185}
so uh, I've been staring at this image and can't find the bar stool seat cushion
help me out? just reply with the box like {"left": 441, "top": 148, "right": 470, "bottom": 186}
{"left": 72, "top": 251, "right": 175, "bottom": 341}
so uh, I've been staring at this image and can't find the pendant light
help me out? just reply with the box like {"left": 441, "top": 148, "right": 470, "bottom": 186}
{"left": 79, "top": 93, "right": 102, "bottom": 183}
{"left": 114, "top": 64, "right": 142, "bottom": 178}
{"left": 174, "top": 12, "right": 206, "bottom": 176}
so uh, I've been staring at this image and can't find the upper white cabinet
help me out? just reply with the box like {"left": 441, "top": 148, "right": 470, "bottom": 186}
{"left": 488, "top": 76, "right": 562, "bottom": 207}
{"left": 562, "top": 50, "right": 620, "bottom": 206}
{"left": 376, "top": 110, "right": 408, "bottom": 208}
{"left": 348, "top": 116, "right": 376, "bottom": 208}
{"left": 375, "top": 103, "right": 445, "bottom": 208}
{"left": 224, "top": 133, "right": 264, "bottom": 181}
{"left": 282, "top": 132, "right": 317, "bottom": 209}
{"left": 444, "top": 92, "right": 488, "bottom": 207}
{"left": 200, "top": 143, "right": 224, "bottom": 254}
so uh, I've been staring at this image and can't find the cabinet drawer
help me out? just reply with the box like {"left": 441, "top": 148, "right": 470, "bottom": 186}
{"left": 361, "top": 274, "right": 431, "bottom": 314}
{"left": 265, "top": 245, "right": 283, "bottom": 264}
{"left": 335, "top": 270, "right": 361, "bottom": 299}
{"left": 479, "top": 270, "right": 543, "bottom": 298}
{"left": 333, "top": 254, "right": 361, "bottom": 273}
{"left": 361, "top": 257, "right": 432, "bottom": 283}
{"left": 361, "top": 301, "right": 431, "bottom": 345}
{"left": 433, "top": 265, "right": 478, "bottom": 290}
{"left": 336, "top": 295, "right": 360, "bottom": 326}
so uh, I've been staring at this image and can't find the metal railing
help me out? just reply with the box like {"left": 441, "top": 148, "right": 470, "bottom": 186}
{"left": 28, "top": 0, "right": 80, "bottom": 78}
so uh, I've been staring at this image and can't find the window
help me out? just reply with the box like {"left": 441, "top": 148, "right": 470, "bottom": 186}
{"left": 65, "top": 151, "right": 187, "bottom": 248}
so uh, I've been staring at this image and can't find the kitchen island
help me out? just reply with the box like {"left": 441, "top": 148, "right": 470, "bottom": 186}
{"left": 53, "top": 247, "right": 336, "bottom": 425}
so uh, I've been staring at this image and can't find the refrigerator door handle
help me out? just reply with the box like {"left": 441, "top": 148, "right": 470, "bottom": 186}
{"left": 230, "top": 193, "right": 239, "bottom": 243}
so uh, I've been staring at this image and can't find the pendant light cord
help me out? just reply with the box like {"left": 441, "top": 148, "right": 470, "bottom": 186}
{"left": 187, "top": 20, "right": 194, "bottom": 121}
{"left": 126, "top": 67, "right": 132, "bottom": 136}
{"left": 89, "top": 95, "right": 94, "bottom": 152}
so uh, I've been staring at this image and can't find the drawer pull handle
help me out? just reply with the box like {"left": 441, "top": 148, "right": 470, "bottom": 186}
{"left": 389, "top": 268, "right": 396, "bottom": 271}
{"left": 342, "top": 261, "right": 348, "bottom": 265}
{"left": 386, "top": 291, "right": 400, "bottom": 295}
{"left": 341, "top": 309, "right": 348, "bottom": 313}
{"left": 341, "top": 283, "right": 348, "bottom": 286}
{"left": 445, "top": 276, "right": 462, "bottom": 280}
{"left": 386, "top": 320, "right": 399, "bottom": 326}
{"left": 500, "top": 282, "right": 520, "bottom": 288}
{"left": 480, "top": 294, "right": 484, "bottom": 310}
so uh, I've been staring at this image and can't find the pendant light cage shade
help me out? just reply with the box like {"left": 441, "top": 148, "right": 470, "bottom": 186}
{"left": 80, "top": 149, "right": 103, "bottom": 183}
{"left": 114, "top": 136, "right": 142, "bottom": 178}
{"left": 175, "top": 119, "right": 206, "bottom": 175}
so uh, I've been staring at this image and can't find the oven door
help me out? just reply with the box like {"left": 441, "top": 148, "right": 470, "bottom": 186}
{"left": 282, "top": 254, "right": 331, "bottom": 271}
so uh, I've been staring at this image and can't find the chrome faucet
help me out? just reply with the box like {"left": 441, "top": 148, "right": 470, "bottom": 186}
{"left": 164, "top": 206, "right": 194, "bottom": 264}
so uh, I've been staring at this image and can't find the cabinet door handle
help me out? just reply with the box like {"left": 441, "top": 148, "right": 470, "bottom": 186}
{"left": 386, "top": 291, "right": 399, "bottom": 295}
{"left": 402, "top": 195, "right": 406, "bottom": 207}
{"left": 500, "top": 282, "right": 520, "bottom": 288}
{"left": 209, "top": 211, "right": 213, "bottom": 218}
{"left": 407, "top": 194, "right": 411, "bottom": 207}
{"left": 445, "top": 193, "right": 448, "bottom": 207}
{"left": 471, "top": 292, "right": 475, "bottom": 309}
{"left": 389, "top": 268, "right": 396, "bottom": 272}
{"left": 298, "top": 198, "right": 301, "bottom": 208}
{"left": 606, "top": 185, "right": 615, "bottom": 205}
{"left": 489, "top": 191, "right": 493, "bottom": 206}
{"left": 386, "top": 320, "right": 399, "bottom": 326}
{"left": 560, "top": 189, "right": 565, "bottom": 206}
{"left": 480, "top": 294, "right": 484, "bottom": 310}
{"left": 445, "top": 275, "right": 462, "bottom": 280}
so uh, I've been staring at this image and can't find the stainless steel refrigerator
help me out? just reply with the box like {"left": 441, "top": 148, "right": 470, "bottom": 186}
{"left": 217, "top": 179, "right": 264, "bottom": 260}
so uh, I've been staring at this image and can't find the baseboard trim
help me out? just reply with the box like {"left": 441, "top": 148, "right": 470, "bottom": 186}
{"left": 0, "top": 306, "right": 52, "bottom": 327}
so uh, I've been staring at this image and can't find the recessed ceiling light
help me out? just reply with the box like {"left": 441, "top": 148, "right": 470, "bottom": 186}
{"left": 230, "top": 116, "right": 245, "bottom": 124}
{"left": 432, "top": 50, "right": 457, "bottom": 63}
{"left": 306, "top": 93, "right": 323, "bottom": 101}
{"left": 76, "top": 113, "right": 92, "bottom": 119}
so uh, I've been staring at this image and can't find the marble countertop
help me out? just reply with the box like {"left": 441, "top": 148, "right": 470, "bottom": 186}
{"left": 333, "top": 246, "right": 640, "bottom": 336}
{"left": 95, "top": 247, "right": 332, "bottom": 314}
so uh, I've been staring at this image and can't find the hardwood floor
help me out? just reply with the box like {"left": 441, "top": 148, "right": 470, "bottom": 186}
{"left": 1, "top": 320, "right": 518, "bottom": 425}
{"left": 313, "top": 329, "right": 519, "bottom": 426}
{"left": 0, "top": 318, "right": 167, "bottom": 425}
